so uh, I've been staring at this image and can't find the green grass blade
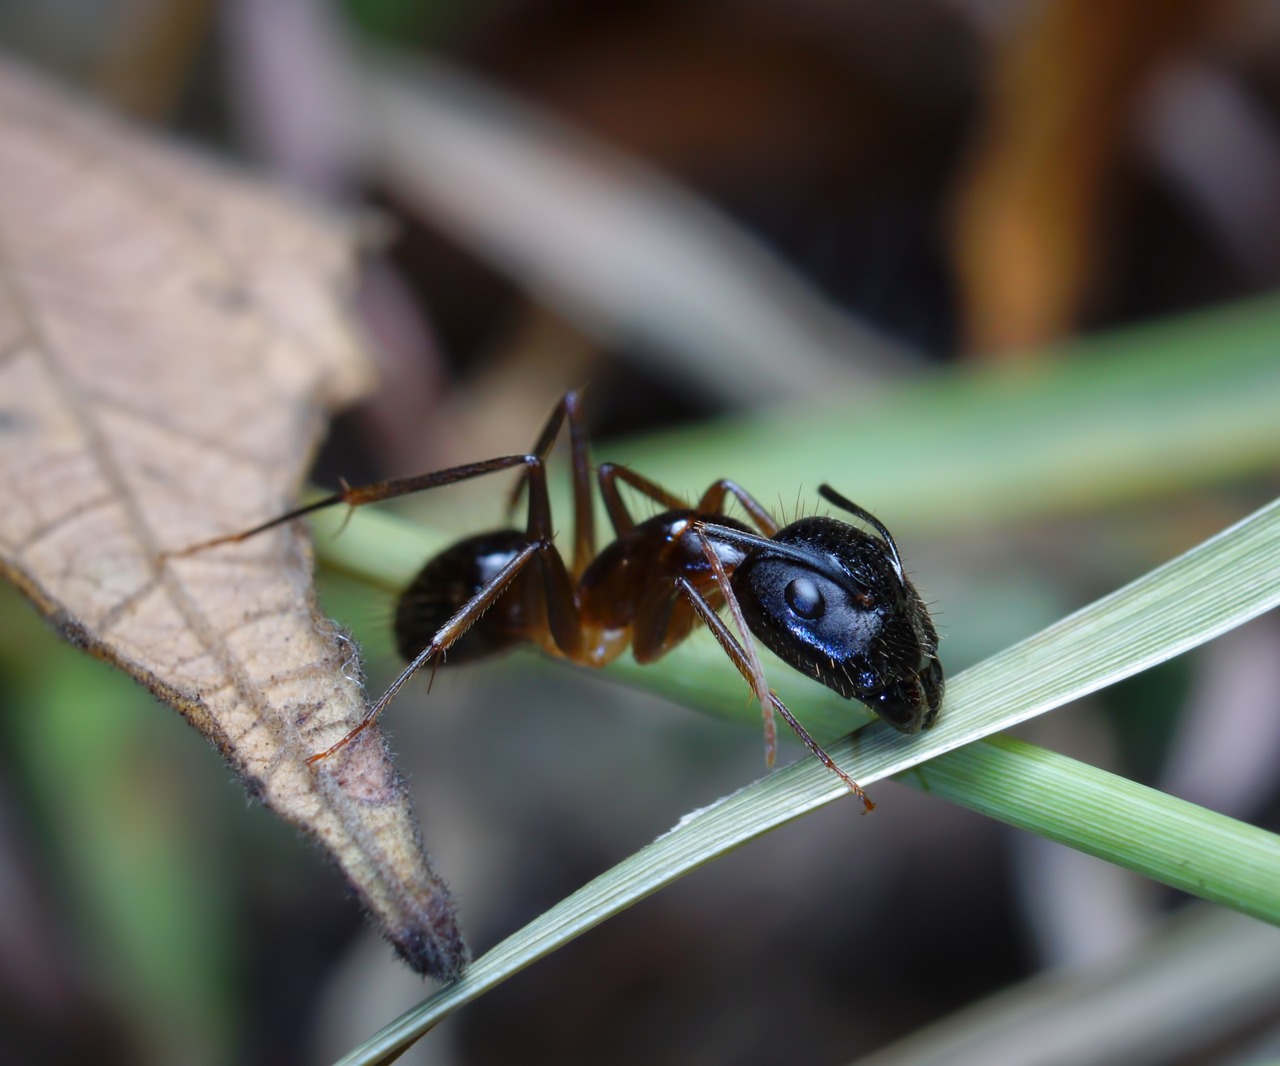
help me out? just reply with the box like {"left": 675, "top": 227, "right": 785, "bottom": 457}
{"left": 334, "top": 495, "right": 1280, "bottom": 1065}
{"left": 912, "top": 737, "right": 1280, "bottom": 922}
{"left": 610, "top": 295, "right": 1280, "bottom": 531}
{"left": 315, "top": 298, "right": 1280, "bottom": 589}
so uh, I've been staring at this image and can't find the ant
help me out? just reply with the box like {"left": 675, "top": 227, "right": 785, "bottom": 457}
{"left": 179, "top": 390, "right": 943, "bottom": 811}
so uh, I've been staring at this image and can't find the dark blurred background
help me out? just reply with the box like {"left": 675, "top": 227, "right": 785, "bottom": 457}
{"left": 1, "top": 1, "right": 1279, "bottom": 1063}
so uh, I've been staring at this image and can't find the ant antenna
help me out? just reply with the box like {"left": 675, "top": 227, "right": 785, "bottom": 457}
{"left": 817, "top": 485, "right": 905, "bottom": 582}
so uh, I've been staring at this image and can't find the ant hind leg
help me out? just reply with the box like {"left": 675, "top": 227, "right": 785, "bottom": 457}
{"left": 306, "top": 536, "right": 552, "bottom": 764}
{"left": 168, "top": 453, "right": 542, "bottom": 556}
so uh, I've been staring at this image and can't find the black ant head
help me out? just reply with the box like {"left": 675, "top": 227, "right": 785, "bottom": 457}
{"left": 730, "top": 487, "right": 943, "bottom": 734}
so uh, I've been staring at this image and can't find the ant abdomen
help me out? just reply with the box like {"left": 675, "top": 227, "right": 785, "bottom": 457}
{"left": 394, "top": 530, "right": 536, "bottom": 665}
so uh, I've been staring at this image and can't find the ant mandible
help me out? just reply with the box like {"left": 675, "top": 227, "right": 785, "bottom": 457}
{"left": 181, "top": 390, "right": 943, "bottom": 811}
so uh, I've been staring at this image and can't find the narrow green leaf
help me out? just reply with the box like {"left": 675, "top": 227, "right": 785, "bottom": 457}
{"left": 913, "top": 737, "right": 1280, "bottom": 922}
{"left": 314, "top": 300, "right": 1280, "bottom": 605}
{"left": 611, "top": 295, "right": 1280, "bottom": 530}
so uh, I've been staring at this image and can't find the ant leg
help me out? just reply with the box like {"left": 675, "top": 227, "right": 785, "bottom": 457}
{"left": 309, "top": 441, "right": 584, "bottom": 765}
{"left": 596, "top": 463, "right": 690, "bottom": 536}
{"left": 695, "top": 480, "right": 780, "bottom": 537}
{"left": 676, "top": 573, "right": 874, "bottom": 812}
{"left": 564, "top": 390, "right": 598, "bottom": 578}
{"left": 306, "top": 537, "right": 549, "bottom": 764}
{"left": 176, "top": 392, "right": 593, "bottom": 558}
{"left": 596, "top": 468, "right": 780, "bottom": 540}
{"left": 310, "top": 438, "right": 585, "bottom": 764}
{"left": 690, "top": 527, "right": 775, "bottom": 760}
{"left": 501, "top": 390, "right": 597, "bottom": 578}
{"left": 521, "top": 452, "right": 584, "bottom": 660}
{"left": 168, "top": 453, "right": 542, "bottom": 556}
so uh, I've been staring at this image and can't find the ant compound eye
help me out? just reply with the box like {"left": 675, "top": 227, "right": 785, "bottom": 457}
{"left": 785, "top": 577, "right": 825, "bottom": 620}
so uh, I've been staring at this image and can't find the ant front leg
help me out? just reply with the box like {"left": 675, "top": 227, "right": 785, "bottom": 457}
{"left": 682, "top": 483, "right": 782, "bottom": 756}
{"left": 596, "top": 470, "right": 785, "bottom": 763}
{"left": 678, "top": 572, "right": 874, "bottom": 812}
{"left": 682, "top": 526, "right": 874, "bottom": 812}
{"left": 690, "top": 526, "right": 776, "bottom": 763}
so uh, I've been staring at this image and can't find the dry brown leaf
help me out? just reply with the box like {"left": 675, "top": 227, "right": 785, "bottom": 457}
{"left": 0, "top": 60, "right": 469, "bottom": 980}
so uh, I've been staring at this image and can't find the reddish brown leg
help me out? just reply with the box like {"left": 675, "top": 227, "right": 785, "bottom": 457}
{"left": 694, "top": 479, "right": 780, "bottom": 536}
{"left": 690, "top": 527, "right": 776, "bottom": 764}
{"left": 295, "top": 403, "right": 587, "bottom": 764}
{"left": 601, "top": 472, "right": 786, "bottom": 765}
{"left": 167, "top": 453, "right": 541, "bottom": 556}
{"left": 598, "top": 468, "right": 781, "bottom": 540}
{"left": 167, "top": 393, "right": 594, "bottom": 764}
{"left": 564, "top": 390, "right": 596, "bottom": 578}
{"left": 687, "top": 483, "right": 780, "bottom": 757}
{"left": 505, "top": 389, "right": 597, "bottom": 578}
{"left": 305, "top": 538, "right": 549, "bottom": 763}
{"left": 519, "top": 441, "right": 584, "bottom": 663}
{"left": 596, "top": 463, "right": 691, "bottom": 535}
{"left": 677, "top": 561, "right": 874, "bottom": 812}
{"left": 172, "top": 391, "right": 593, "bottom": 559}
